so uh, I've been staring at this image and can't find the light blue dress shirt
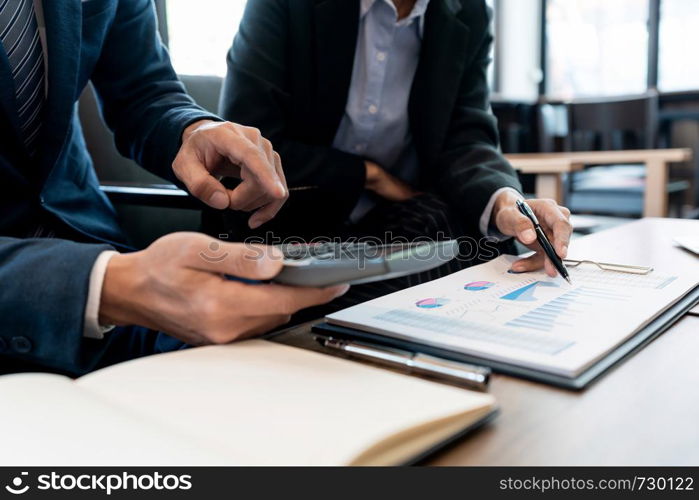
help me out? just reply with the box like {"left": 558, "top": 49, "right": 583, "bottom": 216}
{"left": 333, "top": 0, "right": 428, "bottom": 221}
{"left": 333, "top": 0, "right": 428, "bottom": 187}
{"left": 333, "top": 0, "right": 518, "bottom": 234}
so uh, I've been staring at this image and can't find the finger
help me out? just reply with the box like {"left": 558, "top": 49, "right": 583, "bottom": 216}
{"left": 274, "top": 151, "right": 286, "bottom": 186}
{"left": 243, "top": 283, "right": 351, "bottom": 316}
{"left": 271, "top": 151, "right": 287, "bottom": 198}
{"left": 209, "top": 163, "right": 242, "bottom": 179}
{"left": 249, "top": 198, "right": 286, "bottom": 229}
{"left": 511, "top": 253, "right": 545, "bottom": 273}
{"left": 534, "top": 202, "right": 573, "bottom": 257}
{"left": 552, "top": 219, "right": 572, "bottom": 258}
{"left": 521, "top": 239, "right": 560, "bottom": 277}
{"left": 172, "top": 150, "right": 230, "bottom": 210}
{"left": 512, "top": 252, "right": 557, "bottom": 277}
{"left": 249, "top": 152, "right": 287, "bottom": 229}
{"left": 218, "top": 125, "right": 287, "bottom": 199}
{"left": 248, "top": 157, "right": 287, "bottom": 227}
{"left": 500, "top": 209, "right": 537, "bottom": 245}
{"left": 238, "top": 193, "right": 270, "bottom": 213}
{"left": 260, "top": 134, "right": 276, "bottom": 167}
{"left": 543, "top": 256, "right": 557, "bottom": 277}
{"left": 229, "top": 135, "right": 276, "bottom": 212}
{"left": 177, "top": 233, "right": 284, "bottom": 279}
{"left": 227, "top": 152, "right": 285, "bottom": 212}
{"left": 228, "top": 181, "right": 265, "bottom": 211}
{"left": 535, "top": 224, "right": 562, "bottom": 276}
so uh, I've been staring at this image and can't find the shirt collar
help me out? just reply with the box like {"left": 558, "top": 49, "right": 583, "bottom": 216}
{"left": 361, "top": 0, "right": 431, "bottom": 35}
{"left": 360, "top": 0, "right": 376, "bottom": 17}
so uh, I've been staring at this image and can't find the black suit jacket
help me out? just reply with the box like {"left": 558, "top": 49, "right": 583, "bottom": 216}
{"left": 217, "top": 0, "right": 521, "bottom": 238}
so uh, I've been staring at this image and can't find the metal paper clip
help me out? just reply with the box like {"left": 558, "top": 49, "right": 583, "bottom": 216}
{"left": 563, "top": 259, "right": 653, "bottom": 275}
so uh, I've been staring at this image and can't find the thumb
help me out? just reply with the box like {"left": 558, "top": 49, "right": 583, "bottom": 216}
{"left": 173, "top": 152, "right": 230, "bottom": 210}
{"left": 208, "top": 243, "right": 284, "bottom": 280}
{"left": 183, "top": 235, "right": 284, "bottom": 279}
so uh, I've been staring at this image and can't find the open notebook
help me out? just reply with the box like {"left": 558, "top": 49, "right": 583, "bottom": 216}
{"left": 324, "top": 255, "right": 699, "bottom": 387}
{"left": 0, "top": 340, "right": 496, "bottom": 466}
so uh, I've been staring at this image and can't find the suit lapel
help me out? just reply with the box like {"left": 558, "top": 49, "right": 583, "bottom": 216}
{"left": 36, "top": 0, "right": 82, "bottom": 180}
{"left": 410, "top": 0, "right": 470, "bottom": 164}
{"left": 313, "top": 0, "right": 359, "bottom": 142}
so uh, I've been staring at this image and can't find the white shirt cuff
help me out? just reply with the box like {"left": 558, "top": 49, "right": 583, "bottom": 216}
{"left": 83, "top": 250, "right": 119, "bottom": 339}
{"left": 479, "top": 187, "right": 524, "bottom": 241}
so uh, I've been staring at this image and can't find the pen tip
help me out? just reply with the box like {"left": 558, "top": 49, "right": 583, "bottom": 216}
{"left": 565, "top": 276, "right": 572, "bottom": 285}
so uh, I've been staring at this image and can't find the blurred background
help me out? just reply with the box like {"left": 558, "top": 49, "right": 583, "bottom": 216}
{"left": 86, "top": 0, "right": 699, "bottom": 247}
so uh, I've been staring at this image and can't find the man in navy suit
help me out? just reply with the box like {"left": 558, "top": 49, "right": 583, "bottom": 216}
{"left": 0, "top": 0, "right": 348, "bottom": 376}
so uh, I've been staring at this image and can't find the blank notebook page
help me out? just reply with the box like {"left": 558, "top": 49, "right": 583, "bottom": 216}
{"left": 77, "top": 340, "right": 495, "bottom": 465}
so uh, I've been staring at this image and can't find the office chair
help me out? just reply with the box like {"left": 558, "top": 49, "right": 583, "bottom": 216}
{"left": 540, "top": 92, "right": 689, "bottom": 217}
{"left": 491, "top": 99, "right": 540, "bottom": 195}
{"left": 79, "top": 75, "right": 224, "bottom": 248}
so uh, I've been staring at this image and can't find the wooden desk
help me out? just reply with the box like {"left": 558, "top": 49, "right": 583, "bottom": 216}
{"left": 506, "top": 149, "right": 692, "bottom": 218}
{"left": 272, "top": 218, "right": 699, "bottom": 465}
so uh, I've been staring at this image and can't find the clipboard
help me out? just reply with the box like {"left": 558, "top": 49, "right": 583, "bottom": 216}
{"left": 313, "top": 284, "right": 699, "bottom": 391}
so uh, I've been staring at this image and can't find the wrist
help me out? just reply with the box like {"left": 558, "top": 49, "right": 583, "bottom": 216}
{"left": 364, "top": 161, "right": 382, "bottom": 189}
{"left": 98, "top": 252, "right": 147, "bottom": 327}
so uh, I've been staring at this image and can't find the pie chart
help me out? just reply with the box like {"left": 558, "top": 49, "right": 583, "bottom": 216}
{"left": 464, "top": 281, "right": 495, "bottom": 291}
{"left": 415, "top": 298, "right": 450, "bottom": 309}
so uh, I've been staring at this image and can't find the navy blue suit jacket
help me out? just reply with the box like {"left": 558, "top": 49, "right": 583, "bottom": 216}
{"left": 0, "top": 0, "right": 216, "bottom": 375}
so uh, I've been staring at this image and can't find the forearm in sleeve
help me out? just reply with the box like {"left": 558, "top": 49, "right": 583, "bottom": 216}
{"left": 0, "top": 237, "right": 114, "bottom": 374}
{"left": 89, "top": 0, "right": 220, "bottom": 183}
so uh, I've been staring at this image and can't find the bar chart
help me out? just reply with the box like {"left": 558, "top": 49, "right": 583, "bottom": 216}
{"left": 506, "top": 286, "right": 631, "bottom": 332}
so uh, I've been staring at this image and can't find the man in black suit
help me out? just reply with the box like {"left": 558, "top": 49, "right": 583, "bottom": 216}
{"left": 214, "top": 0, "right": 572, "bottom": 303}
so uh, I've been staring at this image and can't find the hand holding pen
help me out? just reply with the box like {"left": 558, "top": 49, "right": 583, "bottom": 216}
{"left": 491, "top": 191, "right": 573, "bottom": 280}
{"left": 515, "top": 200, "right": 572, "bottom": 283}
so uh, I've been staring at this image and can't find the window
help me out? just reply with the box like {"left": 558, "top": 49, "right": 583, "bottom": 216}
{"left": 486, "top": 0, "right": 496, "bottom": 89}
{"left": 658, "top": 0, "right": 699, "bottom": 92}
{"left": 546, "top": 0, "right": 649, "bottom": 99}
{"left": 165, "top": 0, "right": 247, "bottom": 77}
{"left": 163, "top": 0, "right": 501, "bottom": 86}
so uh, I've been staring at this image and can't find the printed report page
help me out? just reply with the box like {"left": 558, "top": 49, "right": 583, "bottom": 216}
{"left": 327, "top": 255, "right": 697, "bottom": 377}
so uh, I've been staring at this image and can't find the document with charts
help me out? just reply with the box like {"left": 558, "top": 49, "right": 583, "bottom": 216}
{"left": 326, "top": 255, "right": 699, "bottom": 377}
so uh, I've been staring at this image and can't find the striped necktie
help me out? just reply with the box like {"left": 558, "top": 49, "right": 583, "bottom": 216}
{"left": 0, "top": 0, "right": 45, "bottom": 156}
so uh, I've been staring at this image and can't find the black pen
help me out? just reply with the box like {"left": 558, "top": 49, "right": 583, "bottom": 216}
{"left": 516, "top": 199, "right": 572, "bottom": 284}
